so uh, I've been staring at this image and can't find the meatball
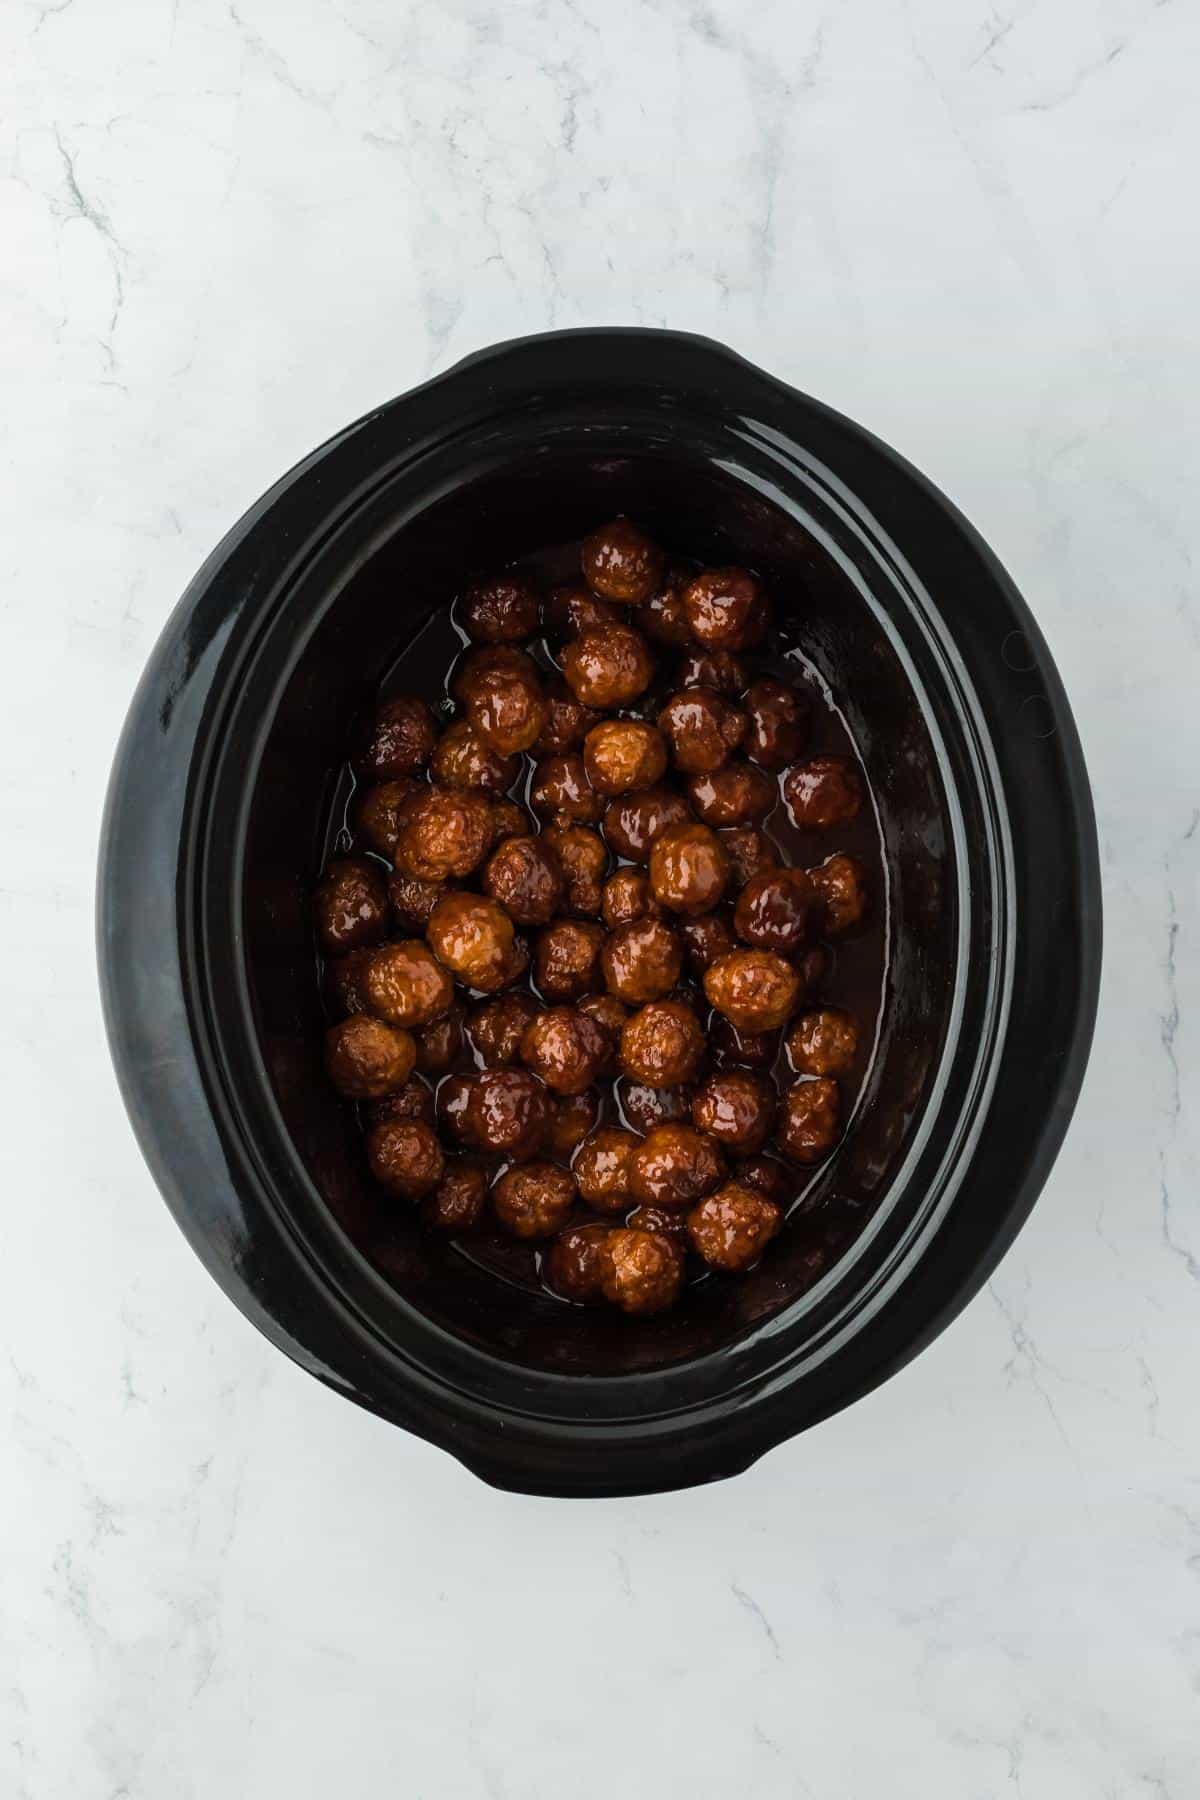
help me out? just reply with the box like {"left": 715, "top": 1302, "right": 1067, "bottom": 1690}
{"left": 627, "top": 1124, "right": 725, "bottom": 1209}
{"left": 394, "top": 786, "right": 492, "bottom": 882}
{"left": 430, "top": 720, "right": 518, "bottom": 793}
{"left": 582, "top": 720, "right": 668, "bottom": 796}
{"left": 423, "top": 1158, "right": 488, "bottom": 1231}
{"left": 619, "top": 999, "right": 706, "bottom": 1087}
{"left": 544, "top": 1223, "right": 611, "bottom": 1303}
{"left": 324, "top": 946, "right": 375, "bottom": 1018}
{"left": 436, "top": 1071, "right": 476, "bottom": 1146}
{"left": 657, "top": 689, "right": 746, "bottom": 775}
{"left": 414, "top": 1003, "right": 464, "bottom": 1076}
{"left": 735, "top": 1155, "right": 794, "bottom": 1207}
{"left": 542, "top": 825, "right": 608, "bottom": 918}
{"left": 467, "top": 991, "right": 541, "bottom": 1067}
{"left": 704, "top": 949, "right": 801, "bottom": 1032}
{"left": 572, "top": 1126, "right": 641, "bottom": 1213}
{"left": 688, "top": 1182, "right": 781, "bottom": 1271}
{"left": 788, "top": 1008, "right": 859, "bottom": 1077}
{"left": 459, "top": 573, "right": 540, "bottom": 643}
{"left": 534, "top": 919, "right": 606, "bottom": 1002}
{"left": 637, "top": 564, "right": 694, "bottom": 648}
{"left": 315, "top": 857, "right": 389, "bottom": 956}
{"left": 533, "top": 676, "right": 601, "bottom": 755}
{"left": 324, "top": 1015, "right": 416, "bottom": 1099}
{"left": 783, "top": 755, "right": 864, "bottom": 829}
{"left": 683, "top": 567, "right": 769, "bottom": 651}
{"left": 677, "top": 910, "right": 737, "bottom": 974}
{"left": 354, "top": 696, "right": 436, "bottom": 781}
{"left": 676, "top": 646, "right": 747, "bottom": 697}
{"left": 464, "top": 1069, "right": 552, "bottom": 1161}
{"left": 601, "top": 868, "right": 662, "bottom": 929}
{"left": 625, "top": 1204, "right": 690, "bottom": 1245}
{"left": 576, "top": 993, "right": 628, "bottom": 1072}
{"left": 602, "top": 786, "right": 691, "bottom": 863}
{"left": 581, "top": 517, "right": 663, "bottom": 604}
{"left": 719, "top": 826, "right": 779, "bottom": 888}
{"left": 600, "top": 1228, "right": 683, "bottom": 1315}
{"left": 456, "top": 646, "right": 548, "bottom": 756}
{"left": 778, "top": 1077, "right": 841, "bottom": 1164}
{"left": 365, "top": 1075, "right": 436, "bottom": 1129}
{"left": 427, "top": 892, "right": 515, "bottom": 992}
{"left": 487, "top": 797, "right": 531, "bottom": 847}
{"left": 492, "top": 1161, "right": 576, "bottom": 1239}
{"left": 388, "top": 868, "right": 442, "bottom": 933}
{"left": 529, "top": 755, "right": 602, "bottom": 828}
{"left": 687, "top": 763, "right": 775, "bottom": 827}
{"left": 542, "top": 581, "right": 619, "bottom": 643}
{"left": 743, "top": 677, "right": 806, "bottom": 769}
{"left": 365, "top": 940, "right": 454, "bottom": 1026}
{"left": 601, "top": 916, "right": 683, "bottom": 1005}
{"left": 519, "top": 1007, "right": 609, "bottom": 1096}
{"left": 813, "top": 853, "right": 868, "bottom": 934}
{"left": 648, "top": 823, "right": 731, "bottom": 916}
{"left": 562, "top": 622, "right": 654, "bottom": 709}
{"left": 482, "top": 834, "right": 564, "bottom": 927}
{"left": 615, "top": 1078, "right": 695, "bottom": 1135}
{"left": 366, "top": 1117, "right": 444, "bottom": 1199}
{"left": 733, "top": 868, "right": 820, "bottom": 955}
{"left": 357, "top": 778, "right": 422, "bottom": 859}
{"left": 545, "top": 1089, "right": 601, "bottom": 1159}
{"left": 691, "top": 1071, "right": 776, "bottom": 1154}
{"left": 709, "top": 1013, "right": 778, "bottom": 1071}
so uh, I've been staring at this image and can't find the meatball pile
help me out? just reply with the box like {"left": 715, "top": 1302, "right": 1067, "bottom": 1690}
{"left": 315, "top": 518, "right": 870, "bottom": 1319}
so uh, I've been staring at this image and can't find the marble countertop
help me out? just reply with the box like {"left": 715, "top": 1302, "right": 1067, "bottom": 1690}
{"left": 3, "top": 0, "right": 1198, "bottom": 1792}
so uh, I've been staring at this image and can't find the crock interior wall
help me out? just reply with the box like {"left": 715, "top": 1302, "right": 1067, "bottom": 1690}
{"left": 243, "top": 449, "right": 955, "bottom": 1374}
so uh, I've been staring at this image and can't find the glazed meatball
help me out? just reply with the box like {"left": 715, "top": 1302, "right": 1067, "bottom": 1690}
{"left": 778, "top": 1077, "right": 841, "bottom": 1164}
{"left": 687, "top": 763, "right": 775, "bottom": 827}
{"left": 423, "top": 1158, "right": 488, "bottom": 1231}
{"left": 616, "top": 1078, "right": 695, "bottom": 1135}
{"left": 519, "top": 1007, "right": 609, "bottom": 1096}
{"left": 365, "top": 940, "right": 454, "bottom": 1027}
{"left": 648, "top": 823, "right": 731, "bottom": 916}
{"left": 602, "top": 917, "right": 683, "bottom": 1005}
{"left": 366, "top": 1117, "right": 444, "bottom": 1199}
{"left": 545, "top": 1089, "right": 601, "bottom": 1159}
{"left": 544, "top": 1223, "right": 611, "bottom": 1303}
{"left": 691, "top": 1071, "right": 776, "bottom": 1154}
{"left": 529, "top": 755, "right": 602, "bottom": 828}
{"left": 581, "top": 517, "right": 663, "bottom": 604}
{"left": 459, "top": 573, "right": 540, "bottom": 644}
{"left": 657, "top": 689, "right": 746, "bottom": 775}
{"left": 436, "top": 1071, "right": 475, "bottom": 1146}
{"left": 602, "top": 786, "right": 691, "bottom": 863}
{"left": 709, "top": 1013, "right": 778, "bottom": 1071}
{"left": 324, "top": 946, "right": 375, "bottom": 1018}
{"left": 315, "top": 857, "right": 389, "bottom": 956}
{"left": 733, "top": 868, "right": 820, "bottom": 956}
{"left": 354, "top": 696, "right": 436, "bottom": 781}
{"left": 534, "top": 919, "right": 606, "bottom": 1001}
{"left": 625, "top": 1204, "right": 690, "bottom": 1245}
{"left": 388, "top": 868, "right": 443, "bottom": 933}
{"left": 743, "top": 677, "right": 806, "bottom": 769}
{"left": 414, "top": 1003, "right": 464, "bottom": 1076}
{"left": 456, "top": 646, "right": 548, "bottom": 756}
{"left": 487, "top": 797, "right": 531, "bottom": 847}
{"left": 637, "top": 564, "right": 693, "bottom": 648}
{"left": 683, "top": 567, "right": 769, "bottom": 651}
{"left": 572, "top": 1126, "right": 641, "bottom": 1213}
{"left": 676, "top": 646, "right": 747, "bottom": 697}
{"left": 719, "top": 826, "right": 779, "bottom": 888}
{"left": 735, "top": 1155, "right": 794, "bottom": 1207}
{"left": 467, "top": 991, "right": 541, "bottom": 1068}
{"left": 482, "top": 834, "right": 564, "bottom": 927}
{"left": 619, "top": 999, "right": 706, "bottom": 1087}
{"left": 783, "top": 755, "right": 864, "bottom": 829}
{"left": 365, "top": 1075, "right": 436, "bottom": 1129}
{"left": 430, "top": 721, "right": 518, "bottom": 793}
{"left": 464, "top": 1069, "right": 552, "bottom": 1161}
{"left": 492, "top": 1161, "right": 576, "bottom": 1239}
{"left": 627, "top": 1124, "right": 725, "bottom": 1209}
{"left": 677, "top": 910, "right": 737, "bottom": 974}
{"left": 582, "top": 720, "right": 668, "bottom": 796}
{"left": 576, "top": 993, "right": 628, "bottom": 1072}
{"left": 704, "top": 949, "right": 801, "bottom": 1033}
{"left": 600, "top": 1228, "right": 683, "bottom": 1315}
{"left": 537, "top": 825, "right": 605, "bottom": 919}
{"left": 394, "top": 786, "right": 492, "bottom": 882}
{"left": 788, "top": 1008, "right": 859, "bottom": 1077}
{"left": 601, "top": 868, "right": 662, "bottom": 929}
{"left": 324, "top": 1015, "right": 416, "bottom": 1099}
{"left": 427, "top": 892, "right": 515, "bottom": 992}
{"left": 533, "top": 676, "right": 601, "bottom": 755}
{"left": 357, "top": 778, "right": 422, "bottom": 859}
{"left": 813, "top": 853, "right": 868, "bottom": 934}
{"left": 688, "top": 1181, "right": 781, "bottom": 1271}
{"left": 542, "top": 581, "right": 619, "bottom": 643}
{"left": 562, "top": 622, "right": 654, "bottom": 709}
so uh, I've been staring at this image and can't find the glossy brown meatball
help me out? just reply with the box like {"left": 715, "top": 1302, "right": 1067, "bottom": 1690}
{"left": 542, "top": 580, "right": 619, "bottom": 643}
{"left": 355, "top": 696, "right": 436, "bottom": 781}
{"left": 430, "top": 721, "right": 518, "bottom": 793}
{"left": 719, "top": 827, "right": 779, "bottom": 888}
{"left": 676, "top": 646, "right": 747, "bottom": 697}
{"left": 691, "top": 1071, "right": 776, "bottom": 1154}
{"left": 482, "top": 834, "right": 564, "bottom": 927}
{"left": 677, "top": 910, "right": 737, "bottom": 974}
{"left": 601, "top": 868, "right": 662, "bottom": 929}
{"left": 423, "top": 1158, "right": 488, "bottom": 1231}
{"left": 743, "top": 677, "right": 806, "bottom": 769}
{"left": 657, "top": 689, "right": 746, "bottom": 775}
{"left": 562, "top": 622, "right": 654, "bottom": 709}
{"left": 534, "top": 919, "right": 606, "bottom": 1001}
{"left": 357, "top": 778, "right": 422, "bottom": 858}
{"left": 315, "top": 857, "right": 389, "bottom": 955}
{"left": 324, "top": 1015, "right": 416, "bottom": 1099}
{"left": 625, "top": 1204, "right": 690, "bottom": 1245}
{"left": 325, "top": 946, "right": 376, "bottom": 1018}
{"left": 414, "top": 1003, "right": 463, "bottom": 1076}
{"left": 366, "top": 1117, "right": 444, "bottom": 1199}
{"left": 427, "top": 892, "right": 515, "bottom": 992}
{"left": 572, "top": 1125, "right": 641, "bottom": 1213}
{"left": 735, "top": 1155, "right": 794, "bottom": 1207}
{"left": 581, "top": 518, "right": 663, "bottom": 604}
{"left": 778, "top": 1077, "right": 841, "bottom": 1164}
{"left": 627, "top": 1124, "right": 725, "bottom": 1209}
{"left": 783, "top": 755, "right": 864, "bottom": 829}
{"left": 542, "top": 826, "right": 607, "bottom": 918}
{"left": 616, "top": 1078, "right": 694, "bottom": 1134}
{"left": 464, "top": 1069, "right": 551, "bottom": 1161}
{"left": 709, "top": 1013, "right": 778, "bottom": 1071}
{"left": 688, "top": 1182, "right": 781, "bottom": 1271}
{"left": 688, "top": 763, "right": 775, "bottom": 828}
{"left": 487, "top": 798, "right": 531, "bottom": 847}
{"left": 684, "top": 568, "right": 769, "bottom": 651}
{"left": 544, "top": 1223, "right": 611, "bottom": 1303}
{"left": 492, "top": 1161, "right": 576, "bottom": 1239}
{"left": 704, "top": 949, "right": 801, "bottom": 1032}
{"left": 576, "top": 994, "right": 628, "bottom": 1072}
{"left": 602, "top": 786, "right": 691, "bottom": 863}
{"left": 788, "top": 1007, "right": 860, "bottom": 1077}
{"left": 436, "top": 1071, "right": 475, "bottom": 1145}
{"left": 533, "top": 676, "right": 601, "bottom": 755}
{"left": 813, "top": 853, "right": 868, "bottom": 934}
{"left": 529, "top": 755, "right": 602, "bottom": 828}
{"left": 545, "top": 1089, "right": 601, "bottom": 1159}
{"left": 459, "top": 573, "right": 540, "bottom": 643}
{"left": 365, "top": 940, "right": 454, "bottom": 1027}
{"left": 519, "top": 1007, "right": 609, "bottom": 1096}
{"left": 365, "top": 1075, "right": 436, "bottom": 1129}
{"left": 394, "top": 786, "right": 492, "bottom": 882}
{"left": 456, "top": 647, "right": 548, "bottom": 756}
{"left": 388, "top": 868, "right": 442, "bottom": 933}
{"left": 602, "top": 917, "right": 683, "bottom": 1005}
{"left": 467, "top": 991, "right": 541, "bottom": 1067}
{"left": 600, "top": 1228, "right": 683, "bottom": 1315}
{"left": 637, "top": 564, "right": 693, "bottom": 649}
{"left": 734, "top": 867, "right": 820, "bottom": 955}
{"left": 619, "top": 999, "right": 706, "bottom": 1087}
{"left": 582, "top": 720, "right": 668, "bottom": 796}
{"left": 648, "top": 823, "right": 731, "bottom": 917}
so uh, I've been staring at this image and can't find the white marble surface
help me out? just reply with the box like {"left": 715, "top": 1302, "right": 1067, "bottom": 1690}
{"left": 2, "top": 0, "right": 1198, "bottom": 1792}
